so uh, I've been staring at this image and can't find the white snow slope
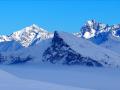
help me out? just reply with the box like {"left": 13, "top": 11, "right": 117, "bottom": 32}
{"left": 100, "top": 34, "right": 120, "bottom": 54}
{"left": 58, "top": 32, "right": 120, "bottom": 67}
{"left": 0, "top": 66, "right": 93, "bottom": 90}
{"left": 0, "top": 64, "right": 120, "bottom": 90}
{"left": 2, "top": 31, "right": 120, "bottom": 67}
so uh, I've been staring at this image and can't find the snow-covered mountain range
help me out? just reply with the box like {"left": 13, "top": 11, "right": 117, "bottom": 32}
{"left": 76, "top": 20, "right": 120, "bottom": 39}
{"left": 75, "top": 20, "right": 120, "bottom": 54}
{"left": 0, "top": 21, "right": 120, "bottom": 67}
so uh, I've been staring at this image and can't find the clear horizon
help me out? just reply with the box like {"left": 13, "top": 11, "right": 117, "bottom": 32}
{"left": 0, "top": 0, "right": 120, "bottom": 35}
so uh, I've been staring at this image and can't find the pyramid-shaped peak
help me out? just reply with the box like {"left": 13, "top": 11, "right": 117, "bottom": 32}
{"left": 25, "top": 24, "right": 40, "bottom": 31}
{"left": 30, "top": 24, "right": 40, "bottom": 29}
{"left": 21, "top": 24, "right": 47, "bottom": 33}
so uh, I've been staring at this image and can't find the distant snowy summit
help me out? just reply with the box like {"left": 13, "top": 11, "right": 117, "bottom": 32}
{"left": 76, "top": 20, "right": 120, "bottom": 40}
{"left": 0, "top": 24, "right": 53, "bottom": 47}
{"left": 1, "top": 20, "right": 120, "bottom": 67}
{"left": 1, "top": 20, "right": 120, "bottom": 48}
{"left": 75, "top": 20, "right": 120, "bottom": 54}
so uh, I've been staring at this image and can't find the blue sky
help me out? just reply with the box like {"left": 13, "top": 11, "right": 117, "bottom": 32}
{"left": 0, "top": 0, "right": 120, "bottom": 34}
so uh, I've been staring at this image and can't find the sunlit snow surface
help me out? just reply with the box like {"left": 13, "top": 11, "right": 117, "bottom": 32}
{"left": 0, "top": 64, "right": 120, "bottom": 90}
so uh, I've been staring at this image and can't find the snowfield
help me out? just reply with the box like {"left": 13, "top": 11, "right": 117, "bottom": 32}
{"left": 0, "top": 64, "right": 120, "bottom": 90}
{"left": 0, "top": 65, "right": 93, "bottom": 90}
{"left": 1, "top": 23, "right": 120, "bottom": 90}
{"left": 2, "top": 31, "right": 120, "bottom": 68}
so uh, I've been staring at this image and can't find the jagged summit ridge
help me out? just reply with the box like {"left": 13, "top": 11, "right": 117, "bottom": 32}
{"left": 0, "top": 30, "right": 120, "bottom": 67}
{"left": 0, "top": 24, "right": 53, "bottom": 47}
{"left": 76, "top": 20, "right": 120, "bottom": 39}
{"left": 1, "top": 20, "right": 120, "bottom": 55}
{"left": 74, "top": 20, "right": 120, "bottom": 54}
{"left": 75, "top": 20, "right": 120, "bottom": 44}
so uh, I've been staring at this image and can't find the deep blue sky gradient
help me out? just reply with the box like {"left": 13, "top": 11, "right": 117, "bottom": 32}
{"left": 0, "top": 0, "right": 120, "bottom": 34}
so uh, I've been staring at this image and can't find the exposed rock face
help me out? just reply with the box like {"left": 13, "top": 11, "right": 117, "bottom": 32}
{"left": 43, "top": 31, "right": 102, "bottom": 66}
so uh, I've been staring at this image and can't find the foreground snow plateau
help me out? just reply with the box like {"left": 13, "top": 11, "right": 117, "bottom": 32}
{"left": 0, "top": 65, "right": 93, "bottom": 90}
{"left": 0, "top": 64, "right": 120, "bottom": 90}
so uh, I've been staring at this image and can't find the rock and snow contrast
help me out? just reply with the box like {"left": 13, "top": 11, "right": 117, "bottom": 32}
{"left": 1, "top": 21, "right": 120, "bottom": 90}
{"left": 0, "top": 22, "right": 120, "bottom": 68}
{"left": 0, "top": 24, "right": 53, "bottom": 48}
{"left": 0, "top": 30, "right": 120, "bottom": 68}
{"left": 75, "top": 20, "right": 120, "bottom": 54}
{"left": 43, "top": 31, "right": 120, "bottom": 67}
